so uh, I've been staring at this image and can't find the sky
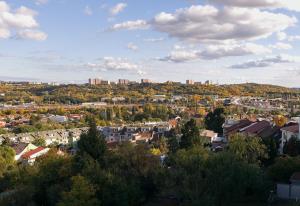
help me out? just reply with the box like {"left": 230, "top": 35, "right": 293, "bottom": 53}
{"left": 0, "top": 0, "right": 300, "bottom": 87}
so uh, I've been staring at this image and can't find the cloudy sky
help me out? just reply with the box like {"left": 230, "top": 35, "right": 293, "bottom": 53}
{"left": 0, "top": 0, "right": 300, "bottom": 87}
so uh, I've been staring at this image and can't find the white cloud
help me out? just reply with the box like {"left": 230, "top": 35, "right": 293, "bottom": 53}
{"left": 229, "top": 54, "right": 297, "bottom": 69}
{"left": 281, "top": 0, "right": 300, "bottom": 12}
{"left": 86, "top": 57, "right": 139, "bottom": 71}
{"left": 211, "top": 0, "right": 282, "bottom": 8}
{"left": 110, "top": 3, "right": 127, "bottom": 16}
{"left": 160, "top": 49, "right": 200, "bottom": 63}
{"left": 143, "top": 37, "right": 165, "bottom": 42}
{"left": 0, "top": 28, "right": 10, "bottom": 38}
{"left": 84, "top": 6, "right": 93, "bottom": 16}
{"left": 288, "top": 35, "right": 300, "bottom": 42}
{"left": 276, "top": 32, "right": 300, "bottom": 42}
{"left": 34, "top": 0, "right": 48, "bottom": 5}
{"left": 201, "top": 43, "right": 271, "bottom": 59}
{"left": 110, "top": 20, "right": 149, "bottom": 31}
{"left": 17, "top": 29, "right": 47, "bottom": 41}
{"left": 0, "top": 1, "right": 47, "bottom": 41}
{"left": 151, "top": 5, "right": 297, "bottom": 43}
{"left": 210, "top": 0, "right": 300, "bottom": 12}
{"left": 127, "top": 42, "right": 138, "bottom": 51}
{"left": 103, "top": 57, "right": 138, "bottom": 70}
{"left": 137, "top": 70, "right": 147, "bottom": 76}
{"left": 277, "top": 32, "right": 287, "bottom": 41}
{"left": 269, "top": 42, "right": 292, "bottom": 50}
{"left": 160, "top": 43, "right": 271, "bottom": 62}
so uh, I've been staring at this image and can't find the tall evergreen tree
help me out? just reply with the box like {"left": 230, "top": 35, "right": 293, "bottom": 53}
{"left": 77, "top": 119, "right": 107, "bottom": 162}
{"left": 205, "top": 107, "right": 226, "bottom": 134}
{"left": 180, "top": 119, "right": 200, "bottom": 149}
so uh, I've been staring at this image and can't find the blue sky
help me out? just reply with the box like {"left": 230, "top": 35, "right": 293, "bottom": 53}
{"left": 0, "top": 0, "right": 300, "bottom": 86}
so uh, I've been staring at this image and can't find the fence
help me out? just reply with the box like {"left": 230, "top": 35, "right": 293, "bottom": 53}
{"left": 277, "top": 183, "right": 300, "bottom": 200}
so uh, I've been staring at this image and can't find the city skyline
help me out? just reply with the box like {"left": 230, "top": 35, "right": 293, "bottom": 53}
{"left": 0, "top": 0, "right": 300, "bottom": 87}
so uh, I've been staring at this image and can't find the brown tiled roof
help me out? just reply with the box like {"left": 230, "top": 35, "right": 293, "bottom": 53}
{"left": 225, "top": 119, "right": 253, "bottom": 135}
{"left": 12, "top": 143, "right": 29, "bottom": 155}
{"left": 242, "top": 120, "right": 270, "bottom": 135}
{"left": 282, "top": 124, "right": 299, "bottom": 134}
{"left": 259, "top": 126, "right": 280, "bottom": 139}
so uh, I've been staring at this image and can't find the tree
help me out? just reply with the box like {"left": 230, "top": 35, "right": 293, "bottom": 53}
{"left": 168, "top": 149, "right": 269, "bottom": 206}
{"left": 77, "top": 119, "right": 107, "bottom": 163}
{"left": 228, "top": 133, "right": 268, "bottom": 165}
{"left": 205, "top": 108, "right": 226, "bottom": 134}
{"left": 204, "top": 153, "right": 270, "bottom": 206}
{"left": 106, "top": 108, "right": 114, "bottom": 121}
{"left": 57, "top": 175, "right": 100, "bottom": 206}
{"left": 180, "top": 119, "right": 200, "bottom": 149}
{"left": 0, "top": 146, "right": 15, "bottom": 177}
{"left": 30, "top": 115, "right": 41, "bottom": 125}
{"left": 32, "top": 137, "right": 46, "bottom": 147}
{"left": 268, "top": 156, "right": 300, "bottom": 183}
{"left": 283, "top": 136, "right": 300, "bottom": 156}
{"left": 262, "top": 136, "right": 278, "bottom": 164}
{"left": 167, "top": 129, "right": 180, "bottom": 154}
{"left": 167, "top": 147, "right": 209, "bottom": 204}
{"left": 152, "top": 136, "right": 168, "bottom": 154}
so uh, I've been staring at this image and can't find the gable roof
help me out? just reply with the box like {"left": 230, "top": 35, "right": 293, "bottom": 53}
{"left": 21, "top": 147, "right": 46, "bottom": 159}
{"left": 281, "top": 124, "right": 299, "bottom": 134}
{"left": 12, "top": 143, "right": 29, "bottom": 155}
{"left": 241, "top": 120, "right": 271, "bottom": 135}
{"left": 224, "top": 119, "right": 253, "bottom": 136}
{"left": 259, "top": 126, "right": 281, "bottom": 139}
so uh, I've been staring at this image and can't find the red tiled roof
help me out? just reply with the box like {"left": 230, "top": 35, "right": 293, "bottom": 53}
{"left": 168, "top": 119, "right": 177, "bottom": 127}
{"left": 282, "top": 124, "right": 299, "bottom": 133}
{"left": 21, "top": 147, "right": 45, "bottom": 159}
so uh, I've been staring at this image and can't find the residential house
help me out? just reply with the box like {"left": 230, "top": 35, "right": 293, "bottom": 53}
{"left": 240, "top": 120, "right": 272, "bottom": 137}
{"left": 223, "top": 119, "right": 253, "bottom": 138}
{"left": 21, "top": 147, "right": 50, "bottom": 165}
{"left": 12, "top": 143, "right": 38, "bottom": 161}
{"left": 280, "top": 123, "right": 300, "bottom": 154}
{"left": 132, "top": 132, "right": 153, "bottom": 143}
{"left": 200, "top": 130, "right": 219, "bottom": 143}
{"left": 48, "top": 115, "right": 68, "bottom": 123}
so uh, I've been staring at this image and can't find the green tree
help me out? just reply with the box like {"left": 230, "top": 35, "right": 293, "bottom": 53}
{"left": 77, "top": 119, "right": 107, "bottom": 162}
{"left": 180, "top": 119, "right": 200, "bottom": 149}
{"left": 283, "top": 136, "right": 300, "bottom": 156}
{"left": 57, "top": 175, "right": 100, "bottom": 206}
{"left": 152, "top": 136, "right": 168, "bottom": 154}
{"left": 106, "top": 108, "right": 114, "bottom": 121}
{"left": 167, "top": 129, "right": 179, "bottom": 154}
{"left": 204, "top": 153, "right": 270, "bottom": 206}
{"left": 205, "top": 108, "right": 226, "bottom": 134}
{"left": 228, "top": 133, "right": 268, "bottom": 165}
{"left": 268, "top": 156, "right": 300, "bottom": 183}
{"left": 32, "top": 137, "right": 46, "bottom": 147}
{"left": 0, "top": 145, "right": 15, "bottom": 177}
